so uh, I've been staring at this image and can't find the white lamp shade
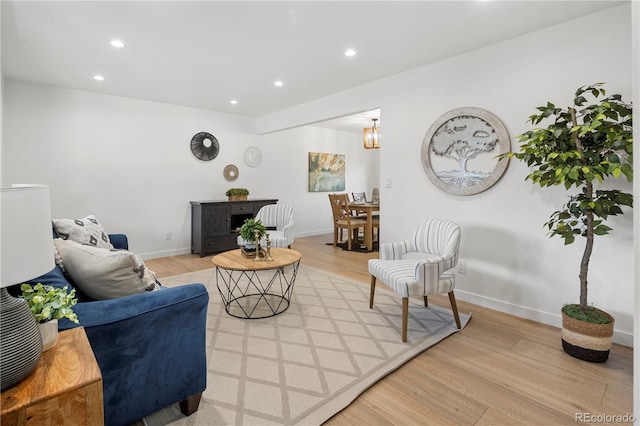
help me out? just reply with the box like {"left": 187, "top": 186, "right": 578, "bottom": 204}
{"left": 1, "top": 185, "right": 55, "bottom": 287}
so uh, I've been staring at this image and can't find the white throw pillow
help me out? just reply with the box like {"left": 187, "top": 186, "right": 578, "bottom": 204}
{"left": 52, "top": 214, "right": 114, "bottom": 249}
{"left": 53, "top": 239, "right": 158, "bottom": 300}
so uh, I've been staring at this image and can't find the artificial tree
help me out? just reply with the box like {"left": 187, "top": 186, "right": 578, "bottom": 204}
{"left": 503, "top": 83, "right": 633, "bottom": 323}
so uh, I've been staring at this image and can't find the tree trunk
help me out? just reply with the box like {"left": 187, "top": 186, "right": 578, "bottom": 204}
{"left": 570, "top": 107, "right": 592, "bottom": 312}
{"left": 458, "top": 157, "right": 468, "bottom": 173}
{"left": 579, "top": 195, "right": 594, "bottom": 311}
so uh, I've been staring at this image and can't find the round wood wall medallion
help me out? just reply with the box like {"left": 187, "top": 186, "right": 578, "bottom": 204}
{"left": 224, "top": 164, "right": 239, "bottom": 181}
{"left": 421, "top": 107, "right": 510, "bottom": 196}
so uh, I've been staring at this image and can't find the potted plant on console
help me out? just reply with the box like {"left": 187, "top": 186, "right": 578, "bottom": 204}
{"left": 226, "top": 188, "right": 249, "bottom": 201}
{"left": 21, "top": 283, "right": 79, "bottom": 351}
{"left": 239, "top": 217, "right": 266, "bottom": 252}
{"left": 501, "top": 83, "right": 633, "bottom": 362}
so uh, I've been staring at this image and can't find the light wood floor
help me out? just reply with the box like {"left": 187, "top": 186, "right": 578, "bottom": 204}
{"left": 145, "top": 234, "right": 634, "bottom": 425}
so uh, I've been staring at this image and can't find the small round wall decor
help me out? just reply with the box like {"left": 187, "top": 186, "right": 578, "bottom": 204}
{"left": 243, "top": 146, "right": 263, "bottom": 168}
{"left": 190, "top": 132, "right": 219, "bottom": 161}
{"left": 223, "top": 164, "right": 239, "bottom": 181}
{"left": 421, "top": 107, "right": 510, "bottom": 196}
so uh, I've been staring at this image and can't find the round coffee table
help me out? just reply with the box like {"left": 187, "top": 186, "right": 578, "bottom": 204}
{"left": 211, "top": 248, "right": 302, "bottom": 319}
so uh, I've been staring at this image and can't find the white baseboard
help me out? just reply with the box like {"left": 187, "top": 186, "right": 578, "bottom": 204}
{"left": 293, "top": 228, "right": 334, "bottom": 238}
{"left": 136, "top": 240, "right": 636, "bottom": 348}
{"left": 456, "top": 290, "right": 634, "bottom": 347}
{"left": 138, "top": 230, "right": 333, "bottom": 260}
{"left": 139, "top": 247, "right": 192, "bottom": 260}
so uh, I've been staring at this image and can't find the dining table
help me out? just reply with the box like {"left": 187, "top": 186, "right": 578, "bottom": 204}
{"left": 348, "top": 202, "right": 380, "bottom": 251}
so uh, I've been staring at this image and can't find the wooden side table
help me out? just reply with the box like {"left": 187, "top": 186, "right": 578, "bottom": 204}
{"left": 1, "top": 327, "right": 104, "bottom": 426}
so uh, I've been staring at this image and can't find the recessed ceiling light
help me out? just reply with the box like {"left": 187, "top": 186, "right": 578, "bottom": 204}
{"left": 345, "top": 49, "right": 356, "bottom": 57}
{"left": 93, "top": 75, "right": 105, "bottom": 81}
{"left": 274, "top": 80, "right": 283, "bottom": 87}
{"left": 110, "top": 39, "right": 125, "bottom": 48}
{"left": 230, "top": 100, "right": 238, "bottom": 105}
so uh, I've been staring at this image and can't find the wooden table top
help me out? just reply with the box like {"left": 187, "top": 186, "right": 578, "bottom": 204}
{"left": 348, "top": 202, "right": 379, "bottom": 209}
{"left": 1, "top": 327, "right": 102, "bottom": 413}
{"left": 211, "top": 248, "right": 302, "bottom": 271}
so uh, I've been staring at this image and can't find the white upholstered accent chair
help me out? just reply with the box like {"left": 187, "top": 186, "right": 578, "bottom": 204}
{"left": 237, "top": 203, "right": 294, "bottom": 248}
{"left": 368, "top": 219, "right": 462, "bottom": 342}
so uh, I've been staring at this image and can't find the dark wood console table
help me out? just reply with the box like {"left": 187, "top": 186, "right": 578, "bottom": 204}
{"left": 191, "top": 198, "right": 278, "bottom": 256}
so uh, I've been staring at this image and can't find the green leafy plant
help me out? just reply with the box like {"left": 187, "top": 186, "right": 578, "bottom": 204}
{"left": 500, "top": 83, "right": 633, "bottom": 321}
{"left": 225, "top": 188, "right": 249, "bottom": 196}
{"left": 21, "top": 283, "right": 79, "bottom": 324}
{"left": 239, "top": 217, "right": 266, "bottom": 243}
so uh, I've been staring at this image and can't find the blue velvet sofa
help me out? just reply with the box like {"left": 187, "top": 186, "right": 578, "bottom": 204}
{"left": 21, "top": 234, "right": 209, "bottom": 426}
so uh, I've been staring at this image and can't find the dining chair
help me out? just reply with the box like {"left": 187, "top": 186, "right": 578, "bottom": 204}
{"left": 350, "top": 192, "right": 368, "bottom": 218}
{"left": 371, "top": 187, "right": 380, "bottom": 204}
{"left": 328, "top": 193, "right": 368, "bottom": 251}
{"left": 351, "top": 192, "right": 367, "bottom": 203}
{"left": 368, "top": 218, "right": 462, "bottom": 342}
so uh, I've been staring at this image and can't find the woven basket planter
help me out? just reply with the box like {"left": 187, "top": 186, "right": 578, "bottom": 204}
{"left": 561, "top": 306, "right": 614, "bottom": 363}
{"left": 228, "top": 195, "right": 247, "bottom": 201}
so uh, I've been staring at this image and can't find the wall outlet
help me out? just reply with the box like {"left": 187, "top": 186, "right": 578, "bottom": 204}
{"left": 457, "top": 260, "right": 466, "bottom": 274}
{"left": 165, "top": 231, "right": 172, "bottom": 240}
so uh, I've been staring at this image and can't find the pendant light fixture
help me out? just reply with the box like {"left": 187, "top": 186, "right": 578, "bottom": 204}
{"left": 363, "top": 118, "right": 380, "bottom": 149}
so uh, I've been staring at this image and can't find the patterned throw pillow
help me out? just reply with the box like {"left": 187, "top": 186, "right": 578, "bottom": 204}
{"left": 52, "top": 214, "right": 114, "bottom": 249}
{"left": 53, "top": 238, "right": 159, "bottom": 300}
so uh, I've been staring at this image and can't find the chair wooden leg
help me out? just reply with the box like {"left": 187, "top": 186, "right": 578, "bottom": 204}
{"left": 424, "top": 295, "right": 428, "bottom": 307}
{"left": 402, "top": 298, "right": 409, "bottom": 342}
{"left": 347, "top": 229, "right": 352, "bottom": 251}
{"left": 369, "top": 275, "right": 376, "bottom": 308}
{"left": 333, "top": 227, "right": 338, "bottom": 247}
{"left": 448, "top": 291, "right": 462, "bottom": 329}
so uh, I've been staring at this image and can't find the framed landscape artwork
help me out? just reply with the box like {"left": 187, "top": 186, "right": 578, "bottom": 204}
{"left": 308, "top": 152, "right": 345, "bottom": 192}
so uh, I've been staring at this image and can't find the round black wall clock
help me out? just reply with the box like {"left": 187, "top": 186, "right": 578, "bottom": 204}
{"left": 190, "top": 132, "right": 219, "bottom": 161}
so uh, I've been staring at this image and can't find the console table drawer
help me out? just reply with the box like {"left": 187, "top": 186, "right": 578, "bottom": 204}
{"left": 230, "top": 203, "right": 252, "bottom": 215}
{"left": 204, "top": 235, "right": 237, "bottom": 252}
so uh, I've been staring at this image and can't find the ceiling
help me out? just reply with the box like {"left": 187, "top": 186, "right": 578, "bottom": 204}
{"left": 1, "top": 1, "right": 625, "bottom": 133}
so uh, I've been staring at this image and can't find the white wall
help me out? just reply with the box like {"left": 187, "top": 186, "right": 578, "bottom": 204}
{"left": 1, "top": 80, "right": 377, "bottom": 257}
{"left": 259, "top": 5, "right": 635, "bottom": 345}
{"left": 260, "top": 125, "right": 380, "bottom": 237}
{"left": 1, "top": 81, "right": 264, "bottom": 258}
{"left": 632, "top": 0, "right": 639, "bottom": 417}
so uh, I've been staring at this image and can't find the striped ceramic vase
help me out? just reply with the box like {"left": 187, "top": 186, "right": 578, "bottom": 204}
{"left": 561, "top": 306, "right": 614, "bottom": 363}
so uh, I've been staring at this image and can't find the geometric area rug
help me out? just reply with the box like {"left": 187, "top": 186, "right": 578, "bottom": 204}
{"left": 144, "top": 265, "right": 471, "bottom": 426}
